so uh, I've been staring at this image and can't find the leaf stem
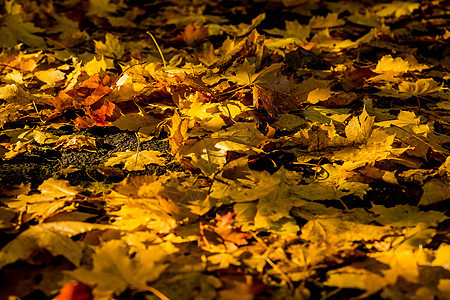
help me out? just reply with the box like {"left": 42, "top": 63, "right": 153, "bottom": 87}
{"left": 130, "top": 285, "right": 170, "bottom": 300}
{"left": 147, "top": 31, "right": 167, "bottom": 68}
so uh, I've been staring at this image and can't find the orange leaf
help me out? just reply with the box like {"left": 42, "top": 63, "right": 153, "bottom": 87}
{"left": 178, "top": 23, "right": 209, "bottom": 46}
{"left": 91, "top": 100, "right": 118, "bottom": 124}
{"left": 55, "top": 282, "right": 91, "bottom": 300}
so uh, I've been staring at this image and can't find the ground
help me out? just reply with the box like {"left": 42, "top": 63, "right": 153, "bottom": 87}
{"left": 0, "top": 1, "right": 449, "bottom": 300}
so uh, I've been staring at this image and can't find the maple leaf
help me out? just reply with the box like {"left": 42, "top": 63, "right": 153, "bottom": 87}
{"left": 374, "top": 1, "right": 420, "bottom": 18}
{"left": 84, "top": 56, "right": 107, "bottom": 76}
{"left": 54, "top": 282, "right": 91, "bottom": 300}
{"left": 292, "top": 76, "right": 333, "bottom": 102}
{"left": 376, "top": 110, "right": 431, "bottom": 137}
{"left": 226, "top": 61, "right": 284, "bottom": 87}
{"left": 15, "top": 177, "right": 79, "bottom": 201}
{"left": 0, "top": 14, "right": 45, "bottom": 48}
{"left": 371, "top": 204, "right": 448, "bottom": 227}
{"left": 69, "top": 240, "right": 178, "bottom": 295}
{"left": 265, "top": 20, "right": 310, "bottom": 42}
{"left": 306, "top": 87, "right": 334, "bottom": 104}
{"left": 221, "top": 13, "right": 266, "bottom": 37}
{"left": 176, "top": 23, "right": 209, "bottom": 46}
{"left": 34, "top": 69, "right": 66, "bottom": 88}
{"left": 168, "top": 111, "right": 189, "bottom": 155}
{"left": 312, "top": 28, "right": 375, "bottom": 52}
{"left": 80, "top": 75, "right": 112, "bottom": 106}
{"left": 213, "top": 212, "right": 252, "bottom": 245}
{"left": 347, "top": 10, "right": 380, "bottom": 27}
{"left": 374, "top": 55, "right": 411, "bottom": 73}
{"left": 200, "top": 212, "right": 252, "bottom": 251}
{"left": 0, "top": 226, "right": 84, "bottom": 269}
{"left": 419, "top": 178, "right": 450, "bottom": 206}
{"left": 94, "top": 33, "right": 125, "bottom": 59}
{"left": 105, "top": 150, "right": 165, "bottom": 171}
{"left": 113, "top": 108, "right": 160, "bottom": 136}
{"left": 87, "top": 0, "right": 119, "bottom": 18}
{"left": 179, "top": 122, "right": 267, "bottom": 176}
{"left": 344, "top": 106, "right": 375, "bottom": 144}
{"left": 213, "top": 29, "right": 265, "bottom": 69}
{"left": 5, "top": 178, "right": 80, "bottom": 221}
{"left": 252, "top": 85, "right": 300, "bottom": 117}
{"left": 309, "top": 13, "right": 345, "bottom": 29}
{"left": 55, "top": 135, "right": 97, "bottom": 151}
{"left": 397, "top": 78, "right": 440, "bottom": 97}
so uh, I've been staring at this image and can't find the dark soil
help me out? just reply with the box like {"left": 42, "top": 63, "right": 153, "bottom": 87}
{"left": 0, "top": 127, "right": 179, "bottom": 188}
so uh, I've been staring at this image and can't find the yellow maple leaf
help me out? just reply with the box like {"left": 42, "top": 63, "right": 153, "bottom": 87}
{"left": 105, "top": 150, "right": 165, "bottom": 171}
{"left": 375, "top": 55, "right": 410, "bottom": 73}
{"left": 94, "top": 33, "right": 125, "bottom": 59}
{"left": 85, "top": 55, "right": 107, "bottom": 76}
{"left": 374, "top": 1, "right": 420, "bottom": 18}
{"left": 265, "top": 20, "right": 310, "bottom": 41}
{"left": 345, "top": 106, "right": 375, "bottom": 144}
{"left": 34, "top": 69, "right": 66, "bottom": 88}
{"left": 309, "top": 13, "right": 345, "bottom": 29}
{"left": 221, "top": 13, "right": 266, "bottom": 37}
{"left": 307, "top": 87, "right": 334, "bottom": 104}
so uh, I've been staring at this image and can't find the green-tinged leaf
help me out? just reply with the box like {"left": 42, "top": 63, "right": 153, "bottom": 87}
{"left": 0, "top": 207, "right": 16, "bottom": 230}
{"left": 370, "top": 205, "right": 448, "bottom": 226}
{"left": 419, "top": 178, "right": 450, "bottom": 206}
{"left": 0, "top": 226, "right": 83, "bottom": 268}
{"left": 69, "top": 240, "right": 178, "bottom": 294}
{"left": 0, "top": 14, "right": 45, "bottom": 48}
{"left": 38, "top": 221, "right": 115, "bottom": 237}
{"left": 374, "top": 2, "right": 420, "bottom": 18}
{"left": 397, "top": 78, "right": 440, "bottom": 97}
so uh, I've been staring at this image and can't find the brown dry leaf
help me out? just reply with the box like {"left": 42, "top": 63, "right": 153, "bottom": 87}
{"left": 213, "top": 29, "right": 265, "bottom": 69}
{"left": 168, "top": 111, "right": 189, "bottom": 155}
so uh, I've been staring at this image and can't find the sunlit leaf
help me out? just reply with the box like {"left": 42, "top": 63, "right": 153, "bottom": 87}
{"left": 105, "top": 150, "right": 165, "bottom": 171}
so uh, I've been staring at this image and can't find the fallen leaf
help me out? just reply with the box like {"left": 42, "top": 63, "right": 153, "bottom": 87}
{"left": 69, "top": 240, "right": 178, "bottom": 295}
{"left": 0, "top": 226, "right": 84, "bottom": 269}
{"left": 105, "top": 150, "right": 165, "bottom": 171}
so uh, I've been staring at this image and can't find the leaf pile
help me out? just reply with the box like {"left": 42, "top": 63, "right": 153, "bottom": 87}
{"left": 1, "top": 0, "right": 449, "bottom": 299}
